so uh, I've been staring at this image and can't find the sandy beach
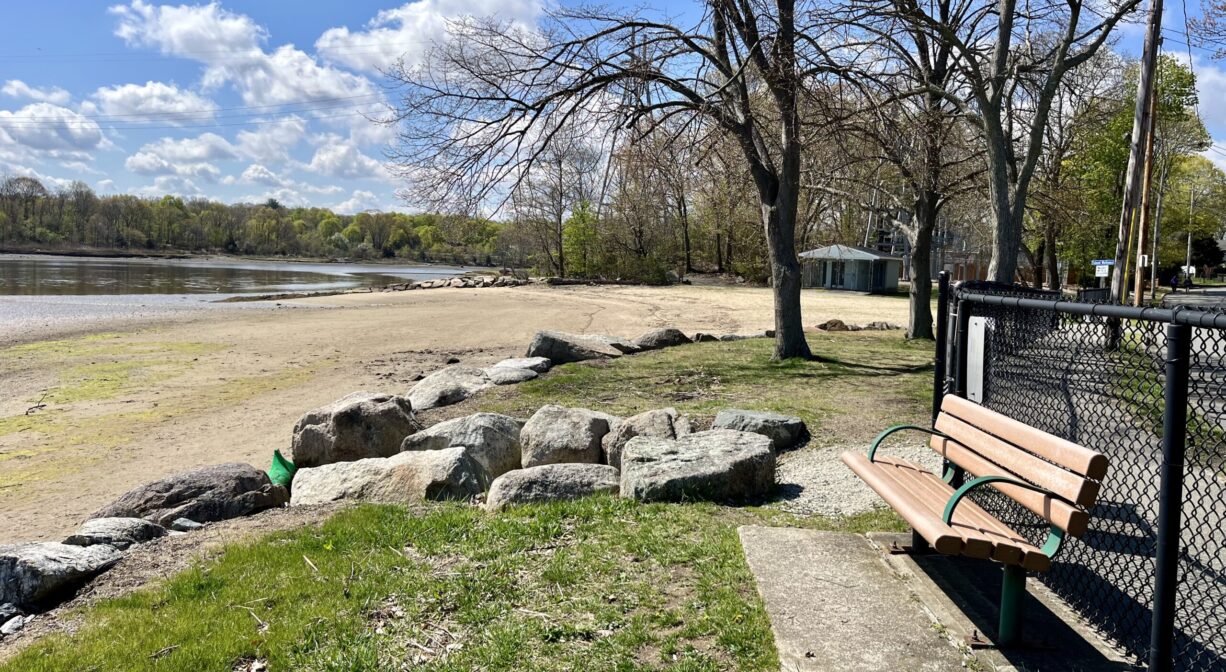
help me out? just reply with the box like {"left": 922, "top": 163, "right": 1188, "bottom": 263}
{"left": 0, "top": 284, "right": 911, "bottom": 542}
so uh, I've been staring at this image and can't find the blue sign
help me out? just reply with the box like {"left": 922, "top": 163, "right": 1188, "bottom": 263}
{"left": 1091, "top": 259, "right": 1115, "bottom": 266}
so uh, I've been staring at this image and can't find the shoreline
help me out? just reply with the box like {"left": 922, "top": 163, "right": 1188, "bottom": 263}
{"left": 0, "top": 246, "right": 497, "bottom": 270}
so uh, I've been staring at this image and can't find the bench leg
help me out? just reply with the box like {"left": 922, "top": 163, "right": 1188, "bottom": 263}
{"left": 998, "top": 564, "right": 1026, "bottom": 647}
{"left": 911, "top": 529, "right": 930, "bottom": 553}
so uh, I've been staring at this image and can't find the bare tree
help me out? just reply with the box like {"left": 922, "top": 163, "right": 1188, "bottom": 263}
{"left": 848, "top": 0, "right": 1143, "bottom": 282}
{"left": 385, "top": 1, "right": 860, "bottom": 359}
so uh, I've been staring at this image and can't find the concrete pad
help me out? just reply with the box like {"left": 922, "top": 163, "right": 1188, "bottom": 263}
{"left": 739, "top": 526, "right": 967, "bottom": 671}
{"left": 868, "top": 533, "right": 1133, "bottom": 671}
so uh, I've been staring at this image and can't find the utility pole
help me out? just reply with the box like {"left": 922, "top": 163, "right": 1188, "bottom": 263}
{"left": 1133, "top": 89, "right": 1160, "bottom": 306}
{"left": 1186, "top": 187, "right": 1197, "bottom": 277}
{"left": 1111, "top": 0, "right": 1164, "bottom": 303}
{"left": 1149, "top": 162, "right": 1170, "bottom": 301}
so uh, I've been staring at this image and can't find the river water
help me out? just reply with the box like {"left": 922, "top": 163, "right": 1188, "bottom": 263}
{"left": 0, "top": 254, "right": 468, "bottom": 296}
{"left": 0, "top": 254, "right": 472, "bottom": 343}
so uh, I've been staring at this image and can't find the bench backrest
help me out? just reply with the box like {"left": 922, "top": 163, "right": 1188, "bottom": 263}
{"left": 931, "top": 395, "right": 1108, "bottom": 538}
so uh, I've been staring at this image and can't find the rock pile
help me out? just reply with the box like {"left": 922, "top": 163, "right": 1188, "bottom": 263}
{"left": 382, "top": 275, "right": 533, "bottom": 292}
{"left": 815, "top": 319, "right": 903, "bottom": 332}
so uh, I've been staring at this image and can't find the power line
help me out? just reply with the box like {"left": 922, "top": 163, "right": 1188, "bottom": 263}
{"left": 0, "top": 109, "right": 383, "bottom": 132}
{"left": 3, "top": 93, "right": 385, "bottom": 122}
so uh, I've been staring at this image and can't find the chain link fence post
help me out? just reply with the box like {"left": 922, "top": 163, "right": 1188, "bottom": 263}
{"left": 933, "top": 271, "right": 951, "bottom": 423}
{"left": 1149, "top": 322, "right": 1191, "bottom": 671}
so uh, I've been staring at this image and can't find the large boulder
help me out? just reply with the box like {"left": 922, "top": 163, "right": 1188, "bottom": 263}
{"left": 0, "top": 543, "right": 122, "bottom": 607}
{"left": 400, "top": 413, "right": 524, "bottom": 484}
{"left": 525, "top": 331, "right": 637, "bottom": 364}
{"left": 290, "top": 448, "right": 483, "bottom": 506}
{"left": 485, "top": 366, "right": 538, "bottom": 385}
{"left": 93, "top": 463, "right": 288, "bottom": 526}
{"left": 633, "top": 328, "right": 692, "bottom": 351}
{"left": 64, "top": 518, "right": 166, "bottom": 550}
{"left": 520, "top": 405, "right": 612, "bottom": 467}
{"left": 408, "top": 367, "right": 493, "bottom": 410}
{"left": 492, "top": 357, "right": 552, "bottom": 373}
{"left": 712, "top": 409, "right": 806, "bottom": 450}
{"left": 290, "top": 392, "right": 422, "bottom": 468}
{"left": 620, "top": 430, "right": 776, "bottom": 503}
{"left": 602, "top": 408, "right": 691, "bottom": 470}
{"left": 485, "top": 464, "right": 620, "bottom": 511}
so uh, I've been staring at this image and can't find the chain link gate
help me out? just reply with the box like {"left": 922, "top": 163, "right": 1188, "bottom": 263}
{"left": 934, "top": 273, "right": 1226, "bottom": 671}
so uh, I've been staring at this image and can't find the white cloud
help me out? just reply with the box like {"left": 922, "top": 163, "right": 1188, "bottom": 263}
{"left": 234, "top": 116, "right": 307, "bottom": 163}
{"left": 4, "top": 164, "right": 74, "bottom": 190}
{"left": 333, "top": 189, "right": 381, "bottom": 214}
{"left": 240, "top": 163, "right": 289, "bottom": 187}
{"left": 137, "top": 174, "right": 203, "bottom": 197}
{"left": 111, "top": 0, "right": 265, "bottom": 56}
{"left": 91, "top": 81, "right": 217, "bottom": 122}
{"left": 244, "top": 187, "right": 308, "bottom": 207}
{"left": 111, "top": 1, "right": 376, "bottom": 108}
{"left": 305, "top": 135, "right": 386, "bottom": 179}
{"left": 0, "top": 103, "right": 104, "bottom": 159}
{"left": 135, "top": 133, "right": 236, "bottom": 162}
{"left": 123, "top": 132, "right": 236, "bottom": 182}
{"left": 2, "top": 80, "right": 72, "bottom": 105}
{"left": 97, "top": 178, "right": 116, "bottom": 191}
{"left": 315, "top": 0, "right": 541, "bottom": 73}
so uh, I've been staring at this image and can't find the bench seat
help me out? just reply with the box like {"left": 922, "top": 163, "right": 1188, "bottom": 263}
{"left": 842, "top": 452, "right": 1052, "bottom": 571}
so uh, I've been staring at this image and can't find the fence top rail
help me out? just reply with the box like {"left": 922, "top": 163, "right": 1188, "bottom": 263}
{"left": 954, "top": 290, "right": 1226, "bottom": 330}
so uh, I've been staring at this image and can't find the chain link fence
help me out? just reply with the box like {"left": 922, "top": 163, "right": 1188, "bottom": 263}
{"left": 941, "top": 280, "right": 1226, "bottom": 671}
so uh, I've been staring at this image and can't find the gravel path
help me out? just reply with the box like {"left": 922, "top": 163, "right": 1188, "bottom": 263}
{"left": 774, "top": 441, "right": 940, "bottom": 517}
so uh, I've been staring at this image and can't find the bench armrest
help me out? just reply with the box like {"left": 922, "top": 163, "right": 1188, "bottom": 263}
{"left": 942, "top": 475, "right": 1068, "bottom": 558}
{"left": 867, "top": 425, "right": 948, "bottom": 462}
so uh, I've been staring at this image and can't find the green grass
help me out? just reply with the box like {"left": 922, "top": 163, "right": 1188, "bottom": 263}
{"left": 3, "top": 500, "right": 903, "bottom": 672}
{"left": 473, "top": 331, "right": 934, "bottom": 448}
{"left": 4, "top": 333, "right": 925, "bottom": 671}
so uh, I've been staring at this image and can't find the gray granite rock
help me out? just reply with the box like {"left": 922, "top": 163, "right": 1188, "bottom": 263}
{"left": 92, "top": 463, "right": 288, "bottom": 526}
{"left": 601, "top": 408, "right": 690, "bottom": 470}
{"left": 0, "top": 542, "right": 123, "bottom": 607}
{"left": 620, "top": 430, "right": 775, "bottom": 503}
{"left": 290, "top": 448, "right": 483, "bottom": 506}
{"left": 712, "top": 409, "right": 806, "bottom": 450}
{"left": 485, "top": 366, "right": 538, "bottom": 385}
{"left": 408, "top": 367, "right": 493, "bottom": 410}
{"left": 485, "top": 464, "right": 620, "bottom": 511}
{"left": 400, "top": 413, "right": 524, "bottom": 484}
{"left": 290, "top": 392, "right": 421, "bottom": 468}
{"left": 633, "top": 328, "right": 693, "bottom": 351}
{"left": 64, "top": 517, "right": 166, "bottom": 550}
{"left": 520, "top": 405, "right": 612, "bottom": 467}
{"left": 492, "top": 357, "right": 552, "bottom": 373}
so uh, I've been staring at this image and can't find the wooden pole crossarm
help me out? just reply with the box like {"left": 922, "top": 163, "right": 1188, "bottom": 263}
{"left": 866, "top": 425, "right": 948, "bottom": 462}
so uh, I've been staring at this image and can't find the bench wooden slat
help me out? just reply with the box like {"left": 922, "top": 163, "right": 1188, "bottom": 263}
{"left": 841, "top": 452, "right": 964, "bottom": 555}
{"left": 873, "top": 457, "right": 1052, "bottom": 572}
{"left": 942, "top": 396, "right": 1108, "bottom": 480}
{"left": 934, "top": 414, "right": 1101, "bottom": 508}
{"left": 865, "top": 455, "right": 994, "bottom": 560}
{"left": 927, "top": 435, "right": 1090, "bottom": 537}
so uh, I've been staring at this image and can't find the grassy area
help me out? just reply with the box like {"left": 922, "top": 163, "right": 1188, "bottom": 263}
{"left": 4, "top": 332, "right": 926, "bottom": 671}
{"left": 3, "top": 500, "right": 899, "bottom": 672}
{"left": 471, "top": 331, "right": 935, "bottom": 448}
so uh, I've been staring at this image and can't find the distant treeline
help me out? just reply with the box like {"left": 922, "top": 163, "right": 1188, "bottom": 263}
{"left": 0, "top": 178, "right": 510, "bottom": 266}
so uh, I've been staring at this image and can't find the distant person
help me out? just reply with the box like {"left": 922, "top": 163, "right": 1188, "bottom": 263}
{"left": 1170, "top": 274, "right": 1180, "bottom": 294}
{"left": 1184, "top": 274, "right": 1194, "bottom": 292}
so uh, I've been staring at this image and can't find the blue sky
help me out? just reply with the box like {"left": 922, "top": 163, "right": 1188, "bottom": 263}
{"left": 0, "top": 1, "right": 1222, "bottom": 214}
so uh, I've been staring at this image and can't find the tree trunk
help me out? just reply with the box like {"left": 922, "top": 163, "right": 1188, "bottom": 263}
{"left": 715, "top": 232, "right": 723, "bottom": 272}
{"left": 759, "top": 175, "right": 812, "bottom": 361}
{"left": 907, "top": 197, "right": 936, "bottom": 340}
{"left": 1044, "top": 223, "right": 1060, "bottom": 290}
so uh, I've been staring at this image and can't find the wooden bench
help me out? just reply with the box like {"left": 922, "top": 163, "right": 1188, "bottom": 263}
{"left": 841, "top": 395, "right": 1108, "bottom": 647}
